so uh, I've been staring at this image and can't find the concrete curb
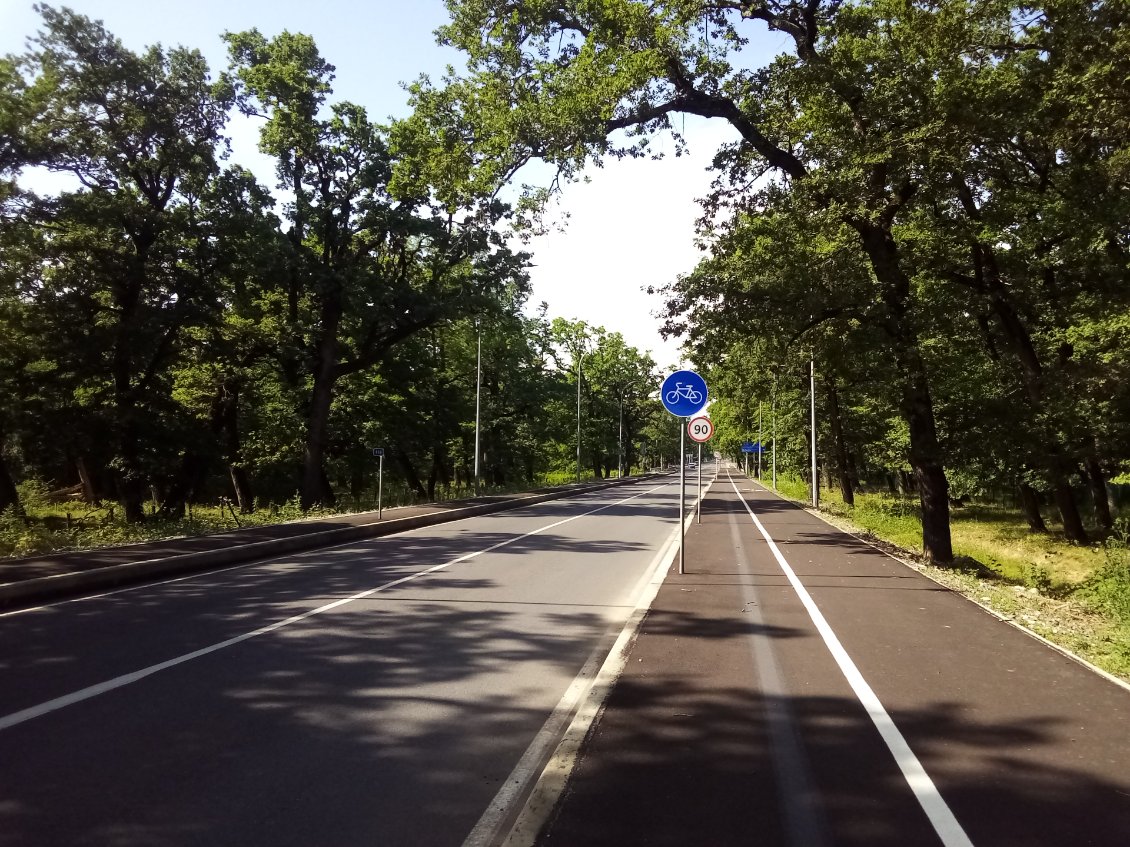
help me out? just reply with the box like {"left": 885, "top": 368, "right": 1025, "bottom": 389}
{"left": 0, "top": 476, "right": 659, "bottom": 609}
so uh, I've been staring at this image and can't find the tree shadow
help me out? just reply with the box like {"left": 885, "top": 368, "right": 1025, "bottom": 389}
{"left": 538, "top": 674, "right": 1130, "bottom": 847}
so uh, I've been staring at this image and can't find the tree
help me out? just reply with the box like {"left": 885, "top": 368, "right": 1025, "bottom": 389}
{"left": 3, "top": 5, "right": 231, "bottom": 522}
{"left": 224, "top": 28, "right": 530, "bottom": 509}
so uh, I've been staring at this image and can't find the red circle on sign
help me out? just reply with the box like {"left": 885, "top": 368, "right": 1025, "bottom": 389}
{"left": 687, "top": 416, "right": 714, "bottom": 443}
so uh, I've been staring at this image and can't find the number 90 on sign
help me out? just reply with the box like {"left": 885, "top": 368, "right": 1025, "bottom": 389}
{"left": 687, "top": 416, "right": 714, "bottom": 443}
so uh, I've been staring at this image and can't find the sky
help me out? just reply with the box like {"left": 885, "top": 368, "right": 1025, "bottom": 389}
{"left": 0, "top": 0, "right": 783, "bottom": 371}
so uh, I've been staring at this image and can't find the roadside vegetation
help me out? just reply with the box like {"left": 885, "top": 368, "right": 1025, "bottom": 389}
{"left": 0, "top": 468, "right": 610, "bottom": 559}
{"left": 0, "top": 8, "right": 684, "bottom": 537}
{"left": 771, "top": 475, "right": 1130, "bottom": 682}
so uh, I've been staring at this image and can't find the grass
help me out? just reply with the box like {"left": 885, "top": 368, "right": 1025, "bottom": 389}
{"left": 0, "top": 470, "right": 616, "bottom": 560}
{"left": 763, "top": 475, "right": 1130, "bottom": 683}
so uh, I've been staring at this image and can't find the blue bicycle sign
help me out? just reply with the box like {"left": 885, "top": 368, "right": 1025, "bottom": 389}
{"left": 660, "top": 370, "right": 708, "bottom": 417}
{"left": 666, "top": 383, "right": 703, "bottom": 407}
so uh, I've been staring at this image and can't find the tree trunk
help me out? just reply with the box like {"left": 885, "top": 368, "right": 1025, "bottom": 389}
{"left": 159, "top": 451, "right": 208, "bottom": 519}
{"left": 0, "top": 439, "right": 20, "bottom": 515}
{"left": 856, "top": 222, "right": 952, "bottom": 562}
{"left": 395, "top": 444, "right": 428, "bottom": 500}
{"left": 230, "top": 465, "right": 255, "bottom": 514}
{"left": 300, "top": 296, "right": 343, "bottom": 510}
{"left": 972, "top": 246, "right": 1085, "bottom": 542}
{"left": 824, "top": 377, "right": 854, "bottom": 506}
{"left": 117, "top": 419, "right": 146, "bottom": 524}
{"left": 1053, "top": 479, "right": 1088, "bottom": 544}
{"left": 427, "top": 450, "right": 440, "bottom": 502}
{"left": 1084, "top": 457, "right": 1114, "bottom": 530}
{"left": 1050, "top": 465, "right": 1088, "bottom": 543}
{"left": 212, "top": 380, "right": 254, "bottom": 513}
{"left": 902, "top": 362, "right": 952, "bottom": 562}
{"left": 1018, "top": 483, "right": 1047, "bottom": 533}
{"left": 76, "top": 456, "right": 99, "bottom": 503}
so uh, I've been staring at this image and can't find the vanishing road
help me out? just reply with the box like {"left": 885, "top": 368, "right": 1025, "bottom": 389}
{"left": 3, "top": 468, "right": 1130, "bottom": 846}
{"left": 0, "top": 477, "right": 687, "bottom": 846}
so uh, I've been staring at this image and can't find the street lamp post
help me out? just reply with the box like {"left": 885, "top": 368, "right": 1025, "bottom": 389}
{"left": 772, "top": 371, "right": 778, "bottom": 491}
{"left": 810, "top": 358, "right": 818, "bottom": 508}
{"left": 474, "top": 322, "right": 482, "bottom": 497}
{"left": 576, "top": 350, "right": 584, "bottom": 484}
{"left": 618, "top": 392, "right": 625, "bottom": 478}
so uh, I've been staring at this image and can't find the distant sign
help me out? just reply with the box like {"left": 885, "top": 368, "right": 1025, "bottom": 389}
{"left": 688, "top": 416, "right": 714, "bottom": 443}
{"left": 660, "top": 370, "right": 708, "bottom": 417}
{"left": 373, "top": 448, "right": 385, "bottom": 458}
{"left": 741, "top": 441, "right": 763, "bottom": 454}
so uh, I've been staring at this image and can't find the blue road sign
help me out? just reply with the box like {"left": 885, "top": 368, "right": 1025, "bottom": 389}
{"left": 741, "top": 441, "right": 764, "bottom": 454}
{"left": 660, "top": 370, "right": 708, "bottom": 417}
{"left": 373, "top": 447, "right": 385, "bottom": 458}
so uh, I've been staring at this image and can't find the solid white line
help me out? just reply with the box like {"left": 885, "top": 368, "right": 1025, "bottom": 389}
{"left": 0, "top": 482, "right": 672, "bottom": 733}
{"left": 488, "top": 507, "right": 692, "bottom": 847}
{"left": 728, "top": 475, "right": 975, "bottom": 847}
{"left": 462, "top": 524, "right": 681, "bottom": 847}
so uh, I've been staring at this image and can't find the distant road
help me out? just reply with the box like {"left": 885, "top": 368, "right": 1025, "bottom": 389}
{"left": 0, "top": 478, "right": 685, "bottom": 847}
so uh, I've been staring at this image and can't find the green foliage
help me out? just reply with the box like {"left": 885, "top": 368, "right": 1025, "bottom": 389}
{"left": 4, "top": 7, "right": 639, "bottom": 528}
{"left": 1079, "top": 522, "right": 1130, "bottom": 626}
{"left": 4, "top": 1, "right": 1130, "bottom": 562}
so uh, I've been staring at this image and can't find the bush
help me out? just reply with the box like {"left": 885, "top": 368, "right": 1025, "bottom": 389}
{"left": 1077, "top": 521, "right": 1130, "bottom": 625}
{"left": 0, "top": 507, "right": 58, "bottom": 557}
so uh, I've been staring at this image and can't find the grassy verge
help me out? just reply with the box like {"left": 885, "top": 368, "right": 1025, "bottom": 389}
{"left": 0, "top": 471, "right": 614, "bottom": 560}
{"left": 761, "top": 475, "right": 1130, "bottom": 684}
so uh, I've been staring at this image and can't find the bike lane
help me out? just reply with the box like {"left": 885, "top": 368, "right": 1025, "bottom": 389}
{"left": 532, "top": 472, "right": 1130, "bottom": 846}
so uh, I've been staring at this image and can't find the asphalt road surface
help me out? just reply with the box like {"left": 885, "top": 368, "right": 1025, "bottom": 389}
{"left": 0, "top": 477, "right": 688, "bottom": 847}
{"left": 5, "top": 467, "right": 1130, "bottom": 847}
{"left": 534, "top": 469, "right": 1130, "bottom": 847}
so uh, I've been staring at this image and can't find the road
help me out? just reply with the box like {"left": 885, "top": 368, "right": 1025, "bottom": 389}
{"left": 5, "top": 467, "right": 1130, "bottom": 847}
{"left": 534, "top": 469, "right": 1130, "bottom": 847}
{"left": 0, "top": 477, "right": 689, "bottom": 847}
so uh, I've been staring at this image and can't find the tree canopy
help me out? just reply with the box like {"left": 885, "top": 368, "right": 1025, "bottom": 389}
{"left": 0, "top": 5, "right": 668, "bottom": 525}
{"left": 408, "top": 0, "right": 1130, "bottom": 560}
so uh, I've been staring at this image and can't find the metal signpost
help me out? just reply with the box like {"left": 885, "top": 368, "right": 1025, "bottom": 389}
{"left": 660, "top": 370, "right": 708, "bottom": 575}
{"left": 687, "top": 415, "right": 714, "bottom": 524}
{"left": 740, "top": 440, "right": 756, "bottom": 477}
{"left": 373, "top": 447, "right": 385, "bottom": 519}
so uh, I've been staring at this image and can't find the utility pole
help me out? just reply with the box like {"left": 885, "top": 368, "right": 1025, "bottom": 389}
{"left": 618, "top": 387, "right": 626, "bottom": 478}
{"left": 757, "top": 401, "right": 763, "bottom": 480}
{"left": 575, "top": 344, "right": 588, "bottom": 484}
{"left": 474, "top": 322, "right": 482, "bottom": 496}
{"left": 679, "top": 417, "right": 686, "bottom": 574}
{"left": 810, "top": 358, "right": 818, "bottom": 508}
{"left": 576, "top": 354, "right": 582, "bottom": 483}
{"left": 772, "top": 372, "right": 778, "bottom": 491}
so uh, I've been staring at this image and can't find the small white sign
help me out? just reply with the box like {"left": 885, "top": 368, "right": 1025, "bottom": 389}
{"left": 687, "top": 416, "right": 714, "bottom": 443}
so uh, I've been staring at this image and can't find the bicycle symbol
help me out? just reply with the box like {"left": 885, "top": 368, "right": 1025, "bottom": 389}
{"left": 665, "top": 383, "right": 703, "bottom": 406}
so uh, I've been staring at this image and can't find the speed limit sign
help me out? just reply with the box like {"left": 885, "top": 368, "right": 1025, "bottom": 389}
{"left": 687, "top": 415, "right": 714, "bottom": 443}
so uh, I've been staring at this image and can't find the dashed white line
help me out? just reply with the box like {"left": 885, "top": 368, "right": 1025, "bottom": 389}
{"left": 0, "top": 483, "right": 671, "bottom": 733}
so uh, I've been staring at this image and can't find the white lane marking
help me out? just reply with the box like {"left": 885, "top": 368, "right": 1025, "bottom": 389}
{"left": 476, "top": 507, "right": 688, "bottom": 847}
{"left": 727, "top": 509, "right": 830, "bottom": 847}
{"left": 0, "top": 483, "right": 672, "bottom": 733}
{"left": 0, "top": 483, "right": 659, "bottom": 618}
{"left": 728, "top": 475, "right": 975, "bottom": 847}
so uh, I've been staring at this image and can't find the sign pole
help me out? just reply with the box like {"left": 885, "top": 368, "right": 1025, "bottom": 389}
{"left": 679, "top": 419, "right": 686, "bottom": 575}
{"left": 696, "top": 442, "right": 703, "bottom": 524}
{"left": 378, "top": 452, "right": 384, "bottom": 520}
{"left": 659, "top": 369, "right": 708, "bottom": 577}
